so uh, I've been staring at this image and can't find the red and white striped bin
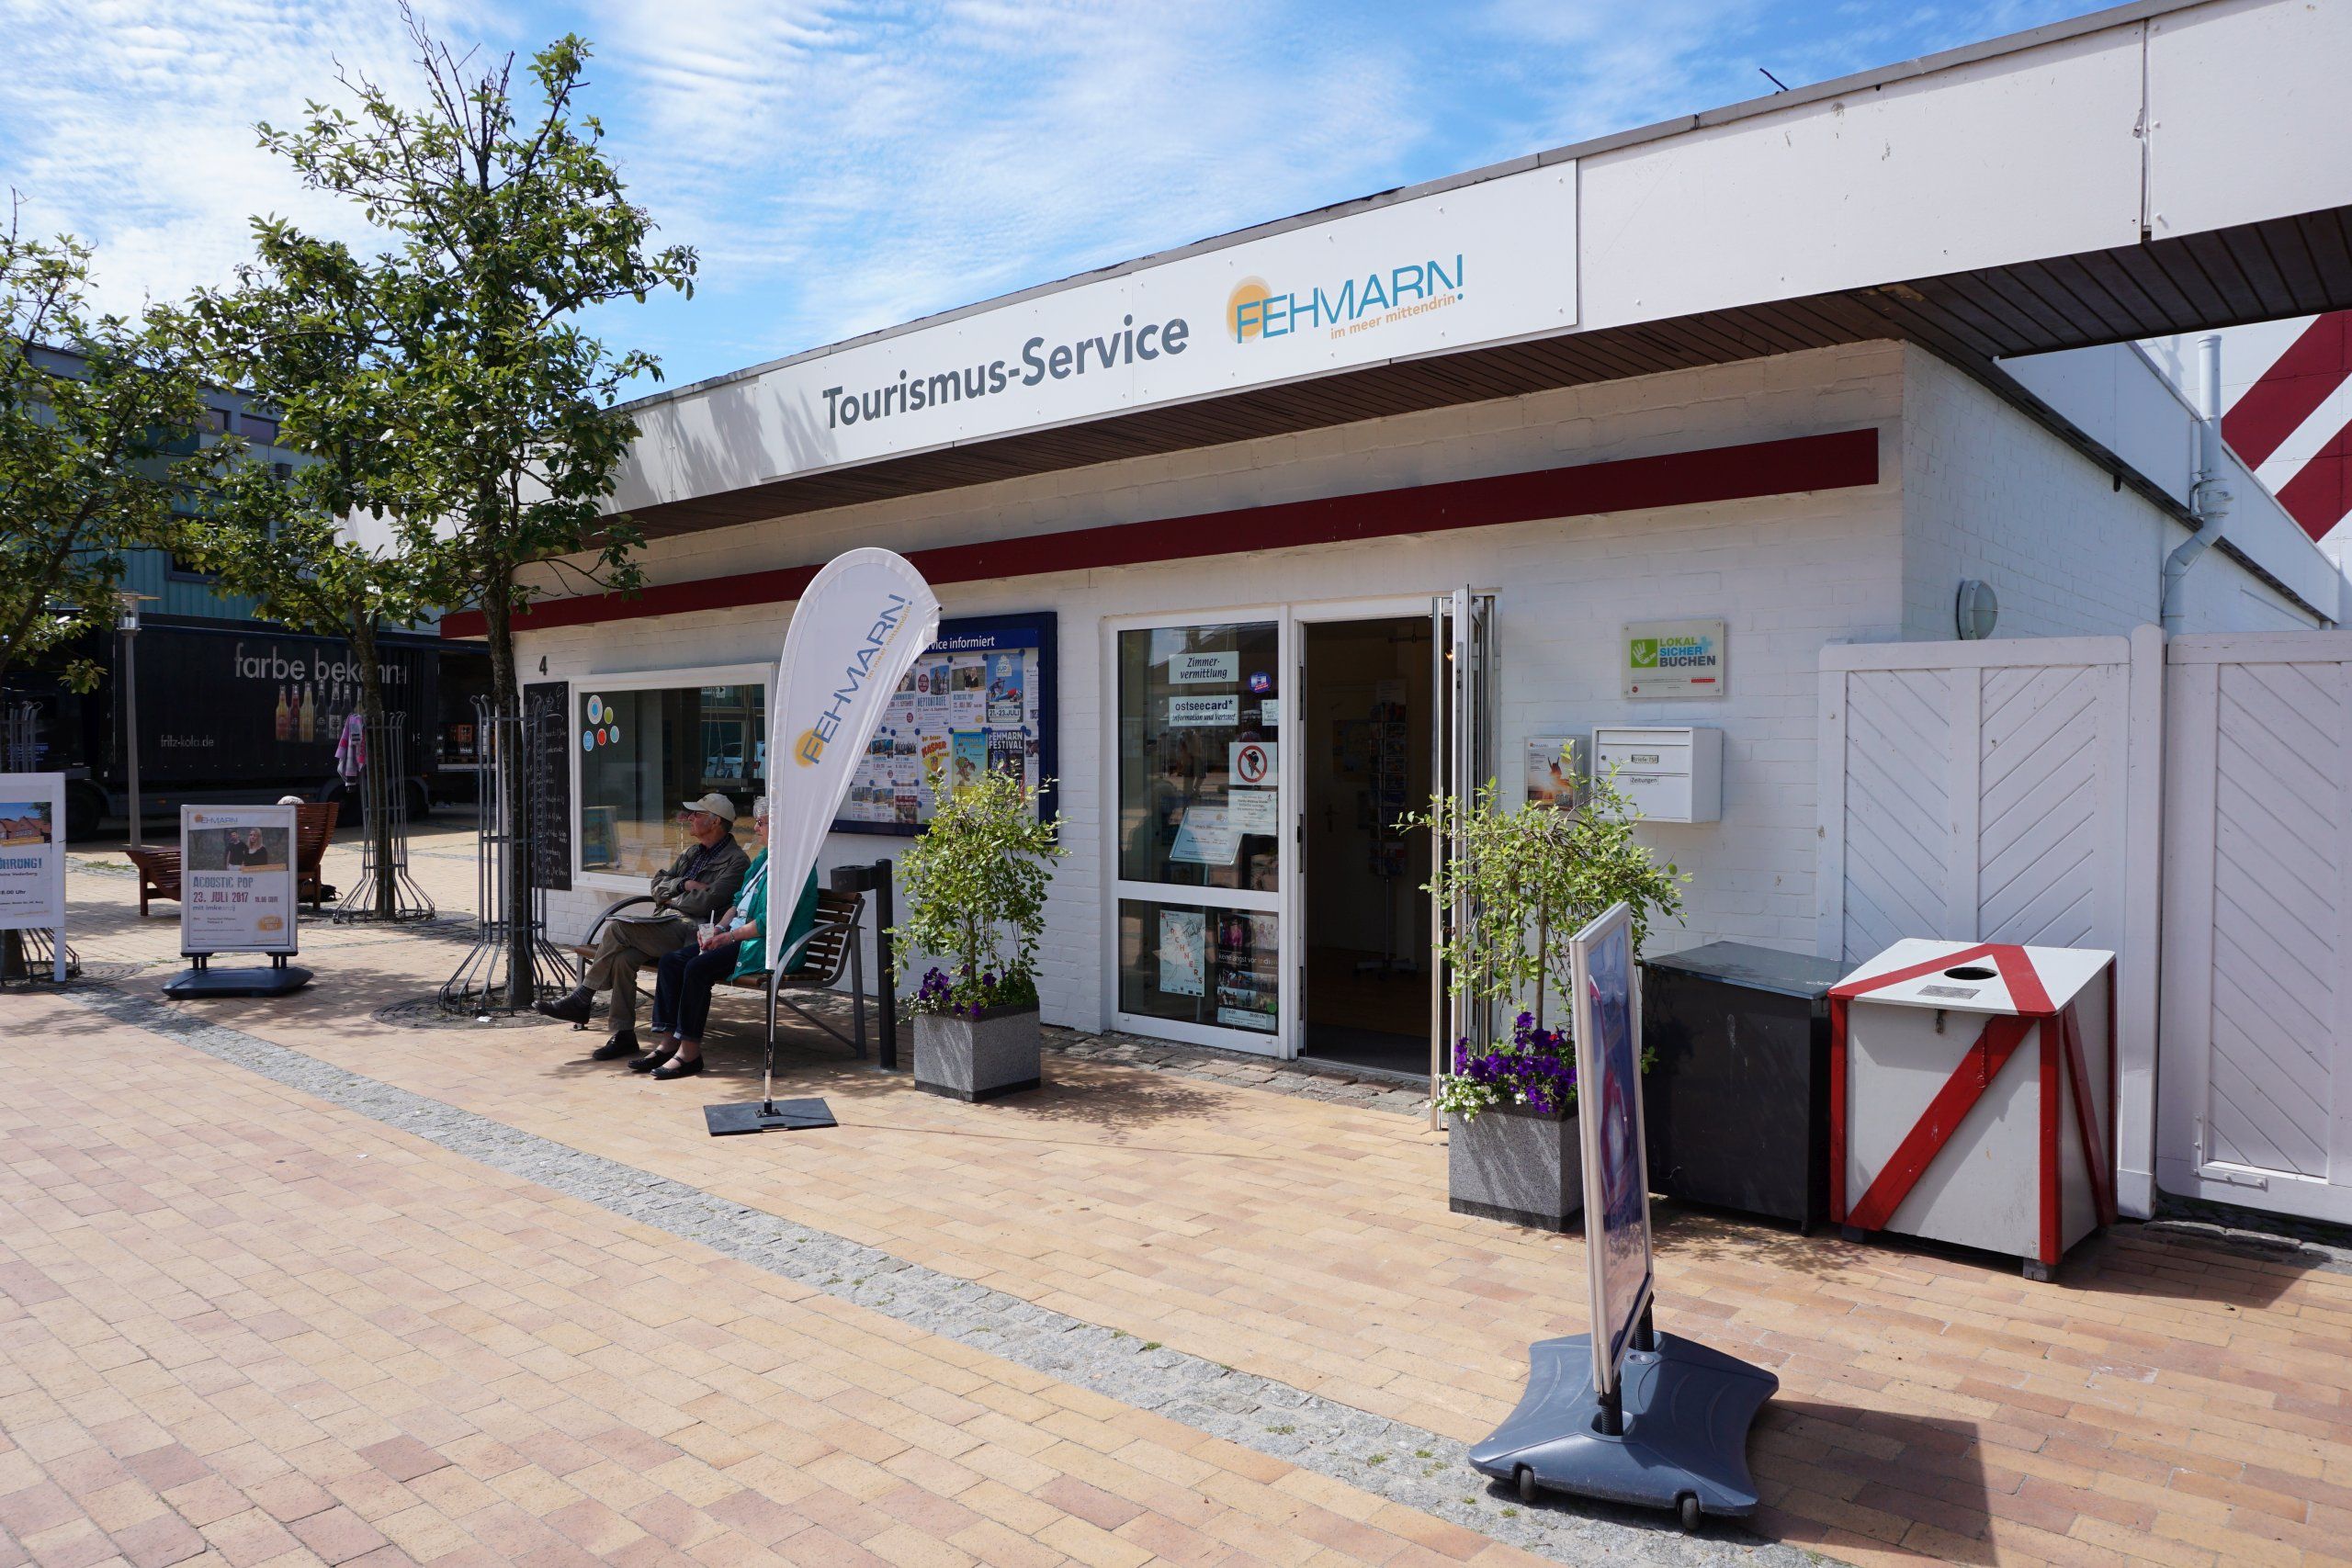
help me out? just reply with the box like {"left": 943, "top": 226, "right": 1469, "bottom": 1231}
{"left": 1829, "top": 940, "right": 2117, "bottom": 1279}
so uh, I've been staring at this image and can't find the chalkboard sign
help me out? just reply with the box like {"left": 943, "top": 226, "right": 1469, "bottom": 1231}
{"left": 523, "top": 681, "right": 571, "bottom": 892}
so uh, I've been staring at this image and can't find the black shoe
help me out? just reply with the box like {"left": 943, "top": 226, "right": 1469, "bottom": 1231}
{"left": 629, "top": 1044, "right": 678, "bottom": 1074}
{"left": 650, "top": 1055, "right": 704, "bottom": 1080}
{"left": 591, "top": 1032, "right": 639, "bottom": 1062}
{"left": 535, "top": 987, "right": 594, "bottom": 1024}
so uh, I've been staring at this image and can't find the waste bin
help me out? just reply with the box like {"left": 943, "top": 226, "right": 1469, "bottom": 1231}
{"left": 1831, "top": 939, "right": 2116, "bottom": 1278}
{"left": 1641, "top": 942, "right": 1844, "bottom": 1230}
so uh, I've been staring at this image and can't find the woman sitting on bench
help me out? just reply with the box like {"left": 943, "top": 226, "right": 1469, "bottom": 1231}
{"left": 633, "top": 798, "right": 820, "bottom": 1079}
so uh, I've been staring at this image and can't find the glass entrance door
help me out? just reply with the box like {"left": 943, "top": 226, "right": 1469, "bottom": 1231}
{"left": 1112, "top": 619, "right": 1287, "bottom": 1051}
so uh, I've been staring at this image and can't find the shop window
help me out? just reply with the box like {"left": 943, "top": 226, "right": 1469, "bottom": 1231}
{"left": 575, "top": 682, "right": 764, "bottom": 880}
{"left": 1115, "top": 622, "right": 1281, "bottom": 891}
{"left": 1116, "top": 898, "right": 1278, "bottom": 1035}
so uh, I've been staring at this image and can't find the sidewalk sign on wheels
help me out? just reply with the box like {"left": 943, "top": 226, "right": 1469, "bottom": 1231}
{"left": 1469, "top": 902, "right": 1777, "bottom": 1534}
{"left": 1830, "top": 939, "right": 2117, "bottom": 1279}
{"left": 164, "top": 803, "right": 311, "bottom": 997}
{"left": 0, "top": 773, "right": 69, "bottom": 982}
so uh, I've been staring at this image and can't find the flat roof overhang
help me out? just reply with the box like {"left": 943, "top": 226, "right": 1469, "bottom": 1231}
{"left": 614, "top": 208, "right": 2352, "bottom": 543}
{"left": 443, "top": 0, "right": 2349, "bottom": 638}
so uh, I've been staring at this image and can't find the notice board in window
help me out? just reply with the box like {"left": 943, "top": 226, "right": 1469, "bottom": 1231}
{"left": 523, "top": 680, "right": 572, "bottom": 891}
{"left": 831, "top": 613, "right": 1057, "bottom": 836}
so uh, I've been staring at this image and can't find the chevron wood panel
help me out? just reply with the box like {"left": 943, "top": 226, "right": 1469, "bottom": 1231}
{"left": 2201, "top": 660, "right": 2345, "bottom": 1181}
{"left": 1839, "top": 668, "right": 1951, "bottom": 963}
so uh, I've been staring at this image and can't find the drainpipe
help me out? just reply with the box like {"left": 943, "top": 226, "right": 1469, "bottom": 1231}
{"left": 2161, "top": 333, "right": 2233, "bottom": 633}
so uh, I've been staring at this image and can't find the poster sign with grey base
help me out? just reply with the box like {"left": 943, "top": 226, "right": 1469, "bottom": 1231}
{"left": 1466, "top": 902, "right": 1777, "bottom": 1533}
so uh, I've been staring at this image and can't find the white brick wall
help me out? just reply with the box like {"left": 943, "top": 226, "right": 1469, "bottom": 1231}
{"left": 515, "top": 337, "right": 2301, "bottom": 1049}
{"left": 1900, "top": 346, "right": 2320, "bottom": 638}
{"left": 523, "top": 344, "right": 1906, "bottom": 1039}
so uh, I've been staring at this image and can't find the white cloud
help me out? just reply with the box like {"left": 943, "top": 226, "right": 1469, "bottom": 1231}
{"left": 2, "top": 0, "right": 2093, "bottom": 383}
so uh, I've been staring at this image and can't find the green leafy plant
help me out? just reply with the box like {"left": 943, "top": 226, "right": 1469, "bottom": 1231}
{"left": 896, "top": 768, "right": 1062, "bottom": 1017}
{"left": 230, "top": 12, "right": 697, "bottom": 998}
{"left": 0, "top": 209, "right": 216, "bottom": 694}
{"left": 1404, "top": 758, "right": 1686, "bottom": 1121}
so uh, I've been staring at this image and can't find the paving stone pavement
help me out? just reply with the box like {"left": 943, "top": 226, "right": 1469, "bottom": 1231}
{"left": 47, "top": 983, "right": 1792, "bottom": 1568}
{"left": 28, "top": 841, "right": 2352, "bottom": 1568}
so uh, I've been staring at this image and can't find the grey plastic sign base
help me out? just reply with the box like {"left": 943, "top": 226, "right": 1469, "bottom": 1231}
{"left": 1469, "top": 1332, "right": 1776, "bottom": 1530}
{"left": 704, "top": 1098, "right": 837, "bottom": 1137}
{"left": 162, "top": 964, "right": 312, "bottom": 998}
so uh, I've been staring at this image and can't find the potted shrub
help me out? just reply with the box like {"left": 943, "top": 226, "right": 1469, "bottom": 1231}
{"left": 1408, "top": 763, "right": 1685, "bottom": 1231}
{"left": 896, "top": 767, "right": 1062, "bottom": 1100}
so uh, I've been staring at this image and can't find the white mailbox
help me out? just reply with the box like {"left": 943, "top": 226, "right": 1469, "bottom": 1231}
{"left": 1591, "top": 726, "right": 1721, "bottom": 823}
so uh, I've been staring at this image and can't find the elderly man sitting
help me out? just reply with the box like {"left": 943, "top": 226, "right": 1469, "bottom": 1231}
{"left": 537, "top": 793, "right": 750, "bottom": 1057}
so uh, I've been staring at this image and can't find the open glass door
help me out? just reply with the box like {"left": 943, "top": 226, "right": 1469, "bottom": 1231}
{"left": 1429, "top": 588, "right": 1497, "bottom": 1123}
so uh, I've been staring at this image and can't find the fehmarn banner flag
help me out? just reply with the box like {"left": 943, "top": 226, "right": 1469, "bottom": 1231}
{"left": 765, "top": 549, "right": 943, "bottom": 968}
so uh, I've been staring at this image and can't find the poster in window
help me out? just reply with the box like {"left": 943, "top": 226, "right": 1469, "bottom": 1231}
{"left": 1158, "top": 908, "right": 1204, "bottom": 998}
{"left": 1213, "top": 911, "right": 1277, "bottom": 1032}
{"left": 831, "top": 613, "right": 1058, "bottom": 837}
{"left": 988, "top": 728, "right": 1027, "bottom": 790}
{"left": 943, "top": 730, "right": 982, "bottom": 794}
{"left": 179, "top": 804, "right": 300, "bottom": 955}
{"left": 986, "top": 650, "right": 1025, "bottom": 726}
{"left": 941, "top": 655, "right": 980, "bottom": 727}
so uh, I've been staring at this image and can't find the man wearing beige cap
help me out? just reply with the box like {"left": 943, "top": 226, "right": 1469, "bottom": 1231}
{"left": 537, "top": 794, "right": 750, "bottom": 1056}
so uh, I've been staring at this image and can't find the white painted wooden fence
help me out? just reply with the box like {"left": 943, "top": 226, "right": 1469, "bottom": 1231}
{"left": 1818, "top": 629, "right": 2166, "bottom": 1217}
{"left": 2157, "top": 632, "right": 2352, "bottom": 1224}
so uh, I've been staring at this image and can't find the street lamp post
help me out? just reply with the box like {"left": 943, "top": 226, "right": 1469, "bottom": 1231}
{"left": 116, "top": 592, "right": 155, "bottom": 850}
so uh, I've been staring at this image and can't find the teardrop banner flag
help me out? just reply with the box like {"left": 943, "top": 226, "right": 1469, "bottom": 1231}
{"left": 765, "top": 549, "right": 942, "bottom": 968}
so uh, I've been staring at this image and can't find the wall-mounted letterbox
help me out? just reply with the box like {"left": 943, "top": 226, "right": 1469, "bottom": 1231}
{"left": 1592, "top": 726, "right": 1721, "bottom": 823}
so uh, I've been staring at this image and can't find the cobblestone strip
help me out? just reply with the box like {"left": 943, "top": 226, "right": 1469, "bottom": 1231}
{"left": 68, "top": 985, "right": 1796, "bottom": 1568}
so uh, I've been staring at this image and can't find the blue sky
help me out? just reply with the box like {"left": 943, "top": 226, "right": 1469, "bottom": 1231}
{"left": 2, "top": 0, "right": 2100, "bottom": 396}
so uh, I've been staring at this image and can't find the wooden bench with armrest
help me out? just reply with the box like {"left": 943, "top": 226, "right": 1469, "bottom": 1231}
{"left": 124, "top": 802, "right": 342, "bottom": 917}
{"left": 569, "top": 887, "right": 868, "bottom": 1057}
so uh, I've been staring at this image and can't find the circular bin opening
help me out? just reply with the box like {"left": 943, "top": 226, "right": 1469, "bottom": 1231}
{"left": 1942, "top": 965, "right": 1996, "bottom": 980}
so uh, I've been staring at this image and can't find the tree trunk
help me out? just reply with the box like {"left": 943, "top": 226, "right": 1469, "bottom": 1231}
{"left": 348, "top": 620, "right": 396, "bottom": 920}
{"left": 481, "top": 585, "right": 533, "bottom": 1009}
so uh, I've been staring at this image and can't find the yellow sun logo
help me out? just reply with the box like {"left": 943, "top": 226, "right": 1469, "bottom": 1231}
{"left": 1227, "top": 277, "right": 1272, "bottom": 343}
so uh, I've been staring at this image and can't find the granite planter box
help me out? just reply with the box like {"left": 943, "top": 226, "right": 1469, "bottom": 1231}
{"left": 1449, "top": 1102, "right": 1584, "bottom": 1232}
{"left": 914, "top": 1003, "right": 1043, "bottom": 1102}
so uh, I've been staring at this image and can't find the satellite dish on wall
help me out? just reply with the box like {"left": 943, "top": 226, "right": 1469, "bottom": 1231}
{"left": 1955, "top": 580, "right": 1999, "bottom": 641}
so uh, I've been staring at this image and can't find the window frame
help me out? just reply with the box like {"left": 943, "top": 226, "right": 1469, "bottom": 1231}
{"left": 570, "top": 660, "right": 771, "bottom": 895}
{"left": 1102, "top": 605, "right": 1293, "bottom": 1055}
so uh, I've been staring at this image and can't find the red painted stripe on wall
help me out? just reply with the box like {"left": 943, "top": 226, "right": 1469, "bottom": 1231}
{"left": 2223, "top": 312, "right": 2352, "bottom": 470}
{"left": 441, "top": 427, "right": 1880, "bottom": 639}
{"left": 2273, "top": 413, "right": 2352, "bottom": 543}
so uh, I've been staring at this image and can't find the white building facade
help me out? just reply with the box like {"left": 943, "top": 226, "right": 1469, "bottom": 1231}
{"left": 452, "top": 0, "right": 2352, "bottom": 1073}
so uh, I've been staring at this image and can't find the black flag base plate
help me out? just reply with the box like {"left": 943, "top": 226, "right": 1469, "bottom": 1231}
{"left": 704, "top": 1098, "right": 838, "bottom": 1137}
{"left": 1469, "top": 1333, "right": 1776, "bottom": 1532}
{"left": 162, "top": 965, "right": 312, "bottom": 998}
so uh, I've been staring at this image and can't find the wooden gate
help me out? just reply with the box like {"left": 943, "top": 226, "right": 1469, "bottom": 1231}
{"left": 1818, "top": 629, "right": 2165, "bottom": 1215}
{"left": 2157, "top": 632, "right": 2352, "bottom": 1224}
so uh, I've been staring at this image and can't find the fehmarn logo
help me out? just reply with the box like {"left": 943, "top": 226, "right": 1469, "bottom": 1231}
{"left": 1227, "top": 253, "right": 1465, "bottom": 344}
{"left": 794, "top": 593, "right": 916, "bottom": 767}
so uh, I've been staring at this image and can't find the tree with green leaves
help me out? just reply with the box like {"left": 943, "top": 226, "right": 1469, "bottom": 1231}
{"left": 1405, "top": 761, "right": 1687, "bottom": 1024}
{"left": 177, "top": 249, "right": 441, "bottom": 918}
{"left": 240, "top": 11, "right": 695, "bottom": 998}
{"left": 0, "top": 203, "right": 216, "bottom": 697}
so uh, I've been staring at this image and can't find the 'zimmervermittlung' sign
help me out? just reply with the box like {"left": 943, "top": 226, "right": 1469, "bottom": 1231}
{"left": 1623, "top": 619, "right": 1727, "bottom": 699}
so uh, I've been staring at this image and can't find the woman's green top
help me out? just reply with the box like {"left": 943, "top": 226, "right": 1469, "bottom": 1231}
{"left": 727, "top": 852, "right": 821, "bottom": 982}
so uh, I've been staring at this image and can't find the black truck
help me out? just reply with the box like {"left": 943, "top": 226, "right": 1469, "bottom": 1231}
{"left": 4, "top": 620, "right": 491, "bottom": 840}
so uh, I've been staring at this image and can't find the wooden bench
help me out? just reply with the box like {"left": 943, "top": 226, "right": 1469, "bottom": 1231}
{"left": 571, "top": 886, "right": 869, "bottom": 1057}
{"left": 125, "top": 802, "right": 341, "bottom": 916}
